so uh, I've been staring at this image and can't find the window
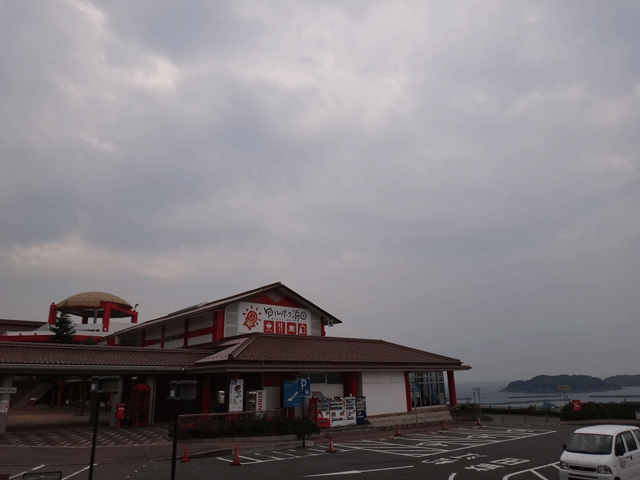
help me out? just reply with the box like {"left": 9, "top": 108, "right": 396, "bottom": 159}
{"left": 408, "top": 371, "right": 446, "bottom": 408}
{"left": 616, "top": 435, "right": 627, "bottom": 455}
{"left": 306, "top": 373, "right": 342, "bottom": 384}
{"left": 309, "top": 374, "right": 326, "bottom": 384}
{"left": 622, "top": 431, "right": 638, "bottom": 452}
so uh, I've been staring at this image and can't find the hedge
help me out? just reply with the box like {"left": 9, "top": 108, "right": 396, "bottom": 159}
{"left": 174, "top": 415, "right": 320, "bottom": 440}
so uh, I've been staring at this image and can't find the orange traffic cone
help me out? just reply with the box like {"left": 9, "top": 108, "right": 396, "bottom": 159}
{"left": 327, "top": 437, "right": 336, "bottom": 453}
{"left": 230, "top": 446, "right": 241, "bottom": 466}
{"left": 476, "top": 416, "right": 483, "bottom": 427}
{"left": 441, "top": 420, "right": 448, "bottom": 431}
{"left": 181, "top": 444, "right": 190, "bottom": 462}
{"left": 395, "top": 423, "right": 402, "bottom": 436}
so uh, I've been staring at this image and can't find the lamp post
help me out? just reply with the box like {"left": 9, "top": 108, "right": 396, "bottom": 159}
{"left": 168, "top": 380, "right": 197, "bottom": 480}
{"left": 88, "top": 376, "right": 119, "bottom": 480}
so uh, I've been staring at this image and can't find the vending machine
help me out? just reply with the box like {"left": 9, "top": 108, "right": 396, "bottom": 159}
{"left": 344, "top": 397, "right": 356, "bottom": 426}
{"left": 356, "top": 396, "right": 367, "bottom": 425}
{"left": 330, "top": 397, "right": 346, "bottom": 427}
{"left": 309, "top": 397, "right": 330, "bottom": 429}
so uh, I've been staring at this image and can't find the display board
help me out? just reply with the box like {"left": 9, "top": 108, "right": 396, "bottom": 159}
{"left": 237, "top": 302, "right": 310, "bottom": 336}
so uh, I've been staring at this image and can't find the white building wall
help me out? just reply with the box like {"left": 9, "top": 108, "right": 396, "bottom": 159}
{"left": 163, "top": 322, "right": 184, "bottom": 349}
{"left": 188, "top": 313, "right": 214, "bottom": 346}
{"left": 361, "top": 371, "right": 407, "bottom": 416}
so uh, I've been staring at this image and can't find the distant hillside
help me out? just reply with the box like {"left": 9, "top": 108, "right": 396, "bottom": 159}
{"left": 502, "top": 374, "right": 621, "bottom": 393}
{"left": 605, "top": 375, "right": 640, "bottom": 387}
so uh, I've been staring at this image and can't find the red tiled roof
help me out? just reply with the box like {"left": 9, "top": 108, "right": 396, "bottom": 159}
{"left": 0, "top": 334, "right": 470, "bottom": 375}
{"left": 193, "top": 334, "right": 470, "bottom": 371}
{"left": 0, "top": 342, "right": 210, "bottom": 374}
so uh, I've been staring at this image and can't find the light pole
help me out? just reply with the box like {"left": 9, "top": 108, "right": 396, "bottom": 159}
{"left": 168, "top": 380, "right": 197, "bottom": 480}
{"left": 88, "top": 376, "right": 119, "bottom": 480}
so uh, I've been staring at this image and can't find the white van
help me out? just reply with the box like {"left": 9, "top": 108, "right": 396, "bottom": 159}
{"left": 559, "top": 425, "right": 640, "bottom": 480}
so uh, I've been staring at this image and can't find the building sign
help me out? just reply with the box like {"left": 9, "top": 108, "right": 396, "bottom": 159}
{"left": 0, "top": 387, "right": 17, "bottom": 394}
{"left": 237, "top": 302, "right": 310, "bottom": 336}
{"left": 256, "top": 390, "right": 265, "bottom": 412}
{"left": 229, "top": 379, "right": 244, "bottom": 412}
{"left": 0, "top": 400, "right": 8, "bottom": 413}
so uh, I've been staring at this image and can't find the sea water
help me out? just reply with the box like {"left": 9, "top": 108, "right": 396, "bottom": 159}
{"left": 455, "top": 382, "right": 640, "bottom": 408}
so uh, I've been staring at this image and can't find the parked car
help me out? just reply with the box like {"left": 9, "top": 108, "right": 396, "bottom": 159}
{"left": 559, "top": 424, "right": 640, "bottom": 480}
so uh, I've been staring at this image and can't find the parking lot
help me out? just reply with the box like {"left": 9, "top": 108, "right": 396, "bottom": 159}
{"left": 2, "top": 419, "right": 575, "bottom": 480}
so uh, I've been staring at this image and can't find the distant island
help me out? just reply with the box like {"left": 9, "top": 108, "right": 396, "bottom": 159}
{"left": 502, "top": 374, "right": 623, "bottom": 393}
{"left": 604, "top": 375, "right": 640, "bottom": 387}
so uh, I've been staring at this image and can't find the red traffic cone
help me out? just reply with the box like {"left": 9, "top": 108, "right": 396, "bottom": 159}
{"left": 395, "top": 423, "right": 402, "bottom": 436}
{"left": 476, "top": 416, "right": 483, "bottom": 427}
{"left": 441, "top": 420, "right": 448, "bottom": 431}
{"left": 181, "top": 444, "right": 190, "bottom": 462}
{"left": 327, "top": 437, "right": 336, "bottom": 453}
{"left": 230, "top": 446, "right": 241, "bottom": 466}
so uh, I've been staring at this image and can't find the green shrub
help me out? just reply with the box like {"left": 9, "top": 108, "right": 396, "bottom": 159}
{"left": 559, "top": 402, "right": 640, "bottom": 421}
{"left": 174, "top": 415, "right": 320, "bottom": 440}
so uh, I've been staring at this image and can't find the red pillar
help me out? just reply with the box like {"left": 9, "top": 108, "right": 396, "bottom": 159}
{"left": 102, "top": 303, "right": 112, "bottom": 332}
{"left": 447, "top": 371, "right": 457, "bottom": 407}
{"left": 48, "top": 303, "right": 57, "bottom": 325}
{"left": 201, "top": 376, "right": 211, "bottom": 414}
{"left": 405, "top": 372, "right": 412, "bottom": 412}
{"left": 56, "top": 381, "right": 64, "bottom": 407}
{"left": 321, "top": 322, "right": 326, "bottom": 336}
{"left": 343, "top": 373, "right": 357, "bottom": 398}
{"left": 213, "top": 311, "right": 224, "bottom": 341}
{"left": 131, "top": 311, "right": 138, "bottom": 323}
{"left": 81, "top": 315, "right": 89, "bottom": 325}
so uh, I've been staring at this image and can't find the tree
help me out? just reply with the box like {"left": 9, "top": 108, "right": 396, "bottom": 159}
{"left": 50, "top": 311, "right": 76, "bottom": 343}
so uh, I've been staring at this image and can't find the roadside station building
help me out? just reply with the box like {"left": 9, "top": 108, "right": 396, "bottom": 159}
{"left": 0, "top": 282, "right": 470, "bottom": 432}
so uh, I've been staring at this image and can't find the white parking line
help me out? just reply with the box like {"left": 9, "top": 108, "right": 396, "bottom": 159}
{"left": 502, "top": 462, "right": 559, "bottom": 479}
{"left": 10, "top": 465, "right": 44, "bottom": 479}
{"left": 303, "top": 465, "right": 414, "bottom": 477}
{"left": 62, "top": 465, "right": 91, "bottom": 480}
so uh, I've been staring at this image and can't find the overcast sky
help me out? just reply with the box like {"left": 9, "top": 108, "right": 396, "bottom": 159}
{"left": 1, "top": 1, "right": 639, "bottom": 383}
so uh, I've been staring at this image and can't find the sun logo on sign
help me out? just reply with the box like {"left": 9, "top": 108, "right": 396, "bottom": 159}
{"left": 242, "top": 305, "right": 262, "bottom": 330}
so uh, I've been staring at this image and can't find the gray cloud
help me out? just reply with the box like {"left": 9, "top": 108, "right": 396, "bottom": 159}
{"left": 1, "top": 0, "right": 639, "bottom": 382}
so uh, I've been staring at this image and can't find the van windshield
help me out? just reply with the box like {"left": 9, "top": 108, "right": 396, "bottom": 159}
{"left": 566, "top": 433, "right": 613, "bottom": 455}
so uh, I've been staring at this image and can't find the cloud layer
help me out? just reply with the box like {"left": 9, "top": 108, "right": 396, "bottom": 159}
{"left": 1, "top": 1, "right": 639, "bottom": 381}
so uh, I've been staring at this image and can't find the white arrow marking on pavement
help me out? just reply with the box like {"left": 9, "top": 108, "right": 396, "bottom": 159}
{"left": 303, "top": 465, "right": 413, "bottom": 477}
{"left": 448, "top": 474, "right": 457, "bottom": 480}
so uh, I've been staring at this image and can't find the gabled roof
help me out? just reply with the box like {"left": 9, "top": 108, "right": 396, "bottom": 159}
{"left": 103, "top": 282, "right": 342, "bottom": 339}
{"left": 0, "top": 341, "right": 210, "bottom": 375}
{"left": 189, "top": 333, "right": 471, "bottom": 373}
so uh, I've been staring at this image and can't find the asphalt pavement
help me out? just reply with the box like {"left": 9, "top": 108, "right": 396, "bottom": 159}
{"left": 0, "top": 406, "right": 569, "bottom": 471}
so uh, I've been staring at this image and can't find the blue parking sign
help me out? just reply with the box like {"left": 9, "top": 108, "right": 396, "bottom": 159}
{"left": 298, "top": 378, "right": 311, "bottom": 396}
{"left": 284, "top": 381, "right": 302, "bottom": 407}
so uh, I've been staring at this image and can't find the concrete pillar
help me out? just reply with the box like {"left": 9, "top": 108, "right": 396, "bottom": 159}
{"left": 147, "top": 376, "right": 156, "bottom": 425}
{"left": 109, "top": 376, "right": 125, "bottom": 428}
{"left": 0, "top": 375, "right": 15, "bottom": 434}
